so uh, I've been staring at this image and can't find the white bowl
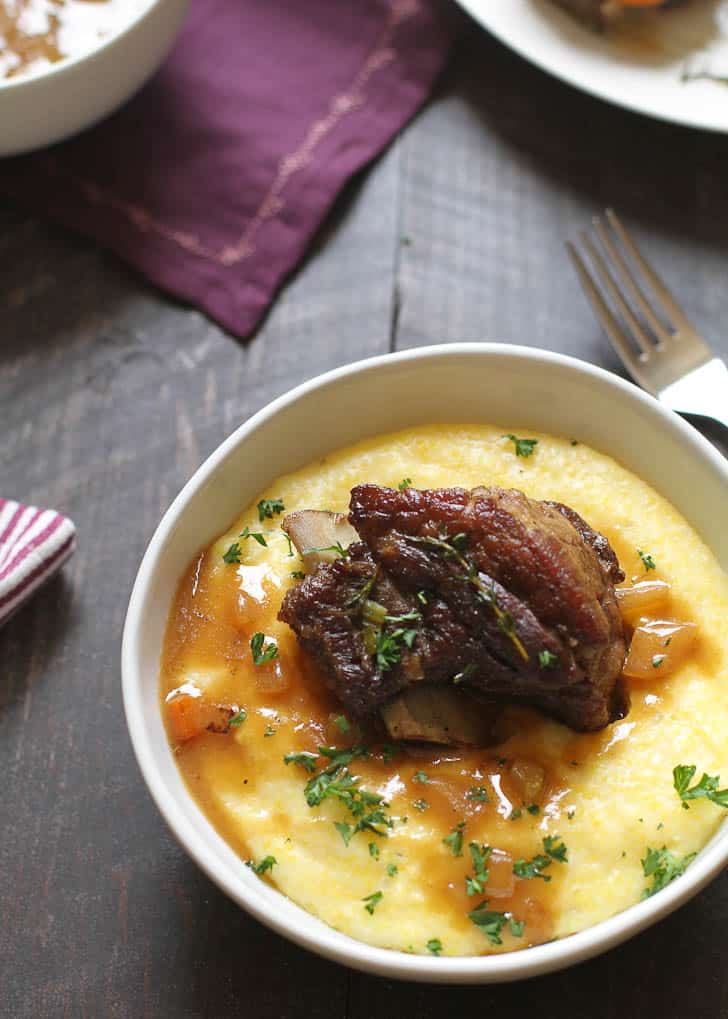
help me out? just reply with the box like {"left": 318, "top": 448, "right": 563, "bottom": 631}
{"left": 122, "top": 344, "right": 728, "bottom": 983}
{"left": 0, "top": 0, "right": 189, "bottom": 157}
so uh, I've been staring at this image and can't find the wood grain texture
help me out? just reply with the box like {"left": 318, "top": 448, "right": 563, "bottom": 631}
{"left": 2, "top": 20, "right": 728, "bottom": 1019}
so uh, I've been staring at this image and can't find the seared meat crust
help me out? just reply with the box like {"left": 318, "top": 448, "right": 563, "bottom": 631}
{"left": 280, "top": 485, "right": 628, "bottom": 732}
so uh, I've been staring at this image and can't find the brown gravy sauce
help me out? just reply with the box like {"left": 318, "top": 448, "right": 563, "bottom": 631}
{"left": 161, "top": 533, "right": 707, "bottom": 953}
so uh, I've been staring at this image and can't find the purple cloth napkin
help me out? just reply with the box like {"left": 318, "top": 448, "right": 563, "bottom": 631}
{"left": 1, "top": 0, "right": 455, "bottom": 339}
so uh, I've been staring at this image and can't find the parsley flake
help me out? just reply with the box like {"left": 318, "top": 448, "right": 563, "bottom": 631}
{"left": 467, "top": 905, "right": 508, "bottom": 945}
{"left": 467, "top": 786, "right": 489, "bottom": 803}
{"left": 509, "top": 919, "right": 525, "bottom": 937}
{"left": 412, "top": 771, "right": 428, "bottom": 784}
{"left": 229, "top": 708, "right": 247, "bottom": 728}
{"left": 443, "top": 821, "right": 465, "bottom": 857}
{"left": 426, "top": 938, "right": 443, "bottom": 956}
{"left": 637, "top": 548, "right": 657, "bottom": 572}
{"left": 503, "top": 434, "right": 539, "bottom": 458}
{"left": 641, "top": 845, "right": 696, "bottom": 899}
{"left": 290, "top": 570, "right": 306, "bottom": 580}
{"left": 513, "top": 853, "right": 552, "bottom": 882}
{"left": 673, "top": 764, "right": 728, "bottom": 810}
{"left": 387, "top": 863, "right": 398, "bottom": 877}
{"left": 257, "top": 498, "right": 285, "bottom": 522}
{"left": 362, "top": 891, "right": 383, "bottom": 915}
{"left": 333, "top": 715, "right": 351, "bottom": 734}
{"left": 302, "top": 541, "right": 348, "bottom": 558}
{"left": 283, "top": 751, "right": 318, "bottom": 773}
{"left": 526, "top": 804, "right": 540, "bottom": 816}
{"left": 398, "top": 478, "right": 412, "bottom": 490}
{"left": 538, "top": 649, "right": 558, "bottom": 669}
{"left": 250, "top": 632, "right": 278, "bottom": 666}
{"left": 543, "top": 835, "right": 568, "bottom": 863}
{"left": 413, "top": 799, "right": 429, "bottom": 812}
{"left": 240, "top": 526, "right": 267, "bottom": 547}
{"left": 466, "top": 842, "right": 491, "bottom": 896}
{"left": 652, "top": 654, "right": 666, "bottom": 668}
{"left": 246, "top": 855, "right": 276, "bottom": 876}
{"left": 368, "top": 842, "right": 380, "bottom": 860}
{"left": 222, "top": 542, "right": 242, "bottom": 564}
{"left": 264, "top": 724, "right": 276, "bottom": 737}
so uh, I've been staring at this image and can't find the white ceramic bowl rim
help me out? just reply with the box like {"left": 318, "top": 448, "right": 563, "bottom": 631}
{"left": 122, "top": 343, "right": 728, "bottom": 983}
{"left": 0, "top": 0, "right": 161, "bottom": 91}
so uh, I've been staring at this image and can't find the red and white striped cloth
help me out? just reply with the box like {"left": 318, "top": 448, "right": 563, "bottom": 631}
{"left": 0, "top": 498, "right": 76, "bottom": 626}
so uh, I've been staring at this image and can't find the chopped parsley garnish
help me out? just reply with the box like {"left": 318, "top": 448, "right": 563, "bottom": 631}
{"left": 416, "top": 590, "right": 429, "bottom": 605}
{"left": 283, "top": 533, "right": 295, "bottom": 557}
{"left": 412, "top": 771, "right": 428, "bottom": 784}
{"left": 290, "top": 570, "right": 306, "bottom": 580}
{"left": 426, "top": 938, "right": 443, "bottom": 956}
{"left": 302, "top": 541, "right": 348, "bottom": 558}
{"left": 335, "top": 821, "right": 353, "bottom": 846}
{"left": 333, "top": 714, "right": 351, "bottom": 734}
{"left": 510, "top": 809, "right": 522, "bottom": 820}
{"left": 250, "top": 632, "right": 278, "bottom": 666}
{"left": 229, "top": 708, "right": 247, "bottom": 727}
{"left": 466, "top": 842, "right": 491, "bottom": 896}
{"left": 283, "top": 751, "right": 318, "bottom": 773}
{"left": 502, "top": 434, "right": 538, "bottom": 458}
{"left": 264, "top": 724, "right": 276, "bottom": 737}
{"left": 246, "top": 855, "right": 277, "bottom": 875}
{"left": 413, "top": 799, "right": 429, "bottom": 812}
{"left": 375, "top": 626, "right": 418, "bottom": 672}
{"left": 223, "top": 542, "right": 243, "bottom": 564}
{"left": 467, "top": 786, "right": 489, "bottom": 803}
{"left": 513, "top": 853, "right": 552, "bottom": 882}
{"left": 652, "top": 654, "right": 666, "bottom": 669}
{"left": 368, "top": 842, "right": 380, "bottom": 860}
{"left": 673, "top": 765, "right": 728, "bottom": 809}
{"left": 362, "top": 891, "right": 383, "bottom": 914}
{"left": 387, "top": 863, "right": 398, "bottom": 877}
{"left": 443, "top": 821, "right": 465, "bottom": 857}
{"left": 509, "top": 919, "right": 525, "bottom": 937}
{"left": 223, "top": 526, "right": 268, "bottom": 563}
{"left": 467, "top": 905, "right": 508, "bottom": 945}
{"left": 398, "top": 478, "right": 412, "bottom": 490}
{"left": 526, "top": 804, "right": 540, "bottom": 816}
{"left": 637, "top": 548, "right": 657, "bottom": 572}
{"left": 240, "top": 526, "right": 267, "bottom": 546}
{"left": 257, "top": 498, "right": 285, "bottom": 522}
{"left": 538, "top": 649, "right": 558, "bottom": 669}
{"left": 543, "top": 835, "right": 568, "bottom": 863}
{"left": 302, "top": 745, "right": 392, "bottom": 843}
{"left": 641, "top": 846, "right": 696, "bottom": 899}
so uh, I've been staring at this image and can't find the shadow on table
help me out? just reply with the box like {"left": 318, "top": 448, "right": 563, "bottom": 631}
{"left": 450, "top": 26, "right": 728, "bottom": 258}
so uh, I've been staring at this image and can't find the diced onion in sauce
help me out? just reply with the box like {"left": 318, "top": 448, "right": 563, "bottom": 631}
{"left": 616, "top": 579, "right": 671, "bottom": 625}
{"left": 254, "top": 656, "right": 290, "bottom": 694}
{"left": 508, "top": 759, "right": 546, "bottom": 805}
{"left": 486, "top": 849, "right": 515, "bottom": 899}
{"left": 623, "top": 619, "right": 698, "bottom": 680}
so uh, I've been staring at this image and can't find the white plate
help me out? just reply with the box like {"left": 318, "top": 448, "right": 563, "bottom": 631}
{"left": 457, "top": 0, "right": 728, "bottom": 133}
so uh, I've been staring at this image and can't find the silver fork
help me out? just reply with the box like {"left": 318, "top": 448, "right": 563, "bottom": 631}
{"left": 567, "top": 209, "right": 728, "bottom": 431}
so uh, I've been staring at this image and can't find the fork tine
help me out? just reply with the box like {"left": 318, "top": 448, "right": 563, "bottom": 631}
{"left": 566, "top": 240, "right": 643, "bottom": 382}
{"left": 579, "top": 232, "right": 653, "bottom": 358}
{"left": 604, "top": 209, "right": 693, "bottom": 334}
{"left": 593, "top": 216, "right": 672, "bottom": 348}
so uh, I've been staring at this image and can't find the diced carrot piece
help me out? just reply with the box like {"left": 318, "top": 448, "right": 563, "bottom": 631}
{"left": 166, "top": 690, "right": 238, "bottom": 741}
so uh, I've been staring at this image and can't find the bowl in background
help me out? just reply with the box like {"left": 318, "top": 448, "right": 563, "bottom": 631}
{"left": 0, "top": 0, "right": 189, "bottom": 157}
{"left": 121, "top": 343, "right": 728, "bottom": 983}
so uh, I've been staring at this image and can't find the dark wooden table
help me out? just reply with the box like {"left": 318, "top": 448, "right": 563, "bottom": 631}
{"left": 2, "top": 18, "right": 728, "bottom": 1019}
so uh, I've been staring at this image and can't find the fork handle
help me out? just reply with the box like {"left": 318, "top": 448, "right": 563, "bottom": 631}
{"left": 659, "top": 358, "right": 728, "bottom": 431}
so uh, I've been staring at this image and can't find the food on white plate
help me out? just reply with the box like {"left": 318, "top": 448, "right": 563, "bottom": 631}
{"left": 0, "top": 0, "right": 148, "bottom": 79}
{"left": 160, "top": 424, "right": 728, "bottom": 956}
{"left": 551, "top": 0, "right": 686, "bottom": 31}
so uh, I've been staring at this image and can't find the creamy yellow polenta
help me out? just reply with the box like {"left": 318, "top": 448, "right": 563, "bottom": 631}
{"left": 160, "top": 424, "right": 728, "bottom": 956}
